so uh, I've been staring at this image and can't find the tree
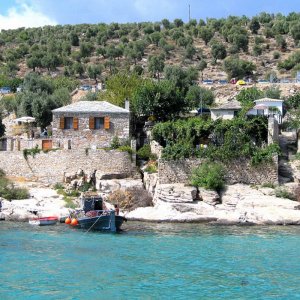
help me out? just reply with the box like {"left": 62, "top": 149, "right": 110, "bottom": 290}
{"left": 236, "top": 87, "right": 263, "bottom": 105}
{"left": 132, "top": 80, "right": 187, "bottom": 121}
{"left": 161, "top": 19, "right": 171, "bottom": 29}
{"left": 148, "top": 54, "right": 165, "bottom": 80}
{"left": 249, "top": 18, "right": 260, "bottom": 34}
{"left": 70, "top": 32, "right": 79, "bottom": 46}
{"left": 80, "top": 42, "right": 94, "bottom": 58}
{"left": 185, "top": 44, "right": 196, "bottom": 59}
{"left": 223, "top": 57, "right": 256, "bottom": 80}
{"left": 73, "top": 62, "right": 85, "bottom": 77}
{"left": 199, "top": 27, "right": 214, "bottom": 45}
{"left": 290, "top": 22, "right": 300, "bottom": 44}
{"left": 105, "top": 72, "right": 145, "bottom": 107}
{"left": 164, "top": 65, "right": 198, "bottom": 91}
{"left": 185, "top": 85, "right": 214, "bottom": 109}
{"left": 198, "top": 60, "right": 207, "bottom": 81}
{"left": 174, "top": 19, "right": 184, "bottom": 28}
{"left": 26, "top": 56, "right": 40, "bottom": 72}
{"left": 211, "top": 43, "right": 227, "bottom": 63}
{"left": 264, "top": 86, "right": 281, "bottom": 99}
{"left": 87, "top": 64, "right": 103, "bottom": 83}
{"left": 276, "top": 35, "right": 287, "bottom": 51}
{"left": 149, "top": 32, "right": 162, "bottom": 46}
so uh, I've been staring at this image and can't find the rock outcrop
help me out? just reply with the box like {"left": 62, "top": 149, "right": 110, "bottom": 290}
{"left": 126, "top": 184, "right": 300, "bottom": 225}
{"left": 0, "top": 188, "right": 72, "bottom": 221}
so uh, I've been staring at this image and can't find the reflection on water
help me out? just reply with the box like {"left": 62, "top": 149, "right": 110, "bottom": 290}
{"left": 1, "top": 221, "right": 300, "bottom": 300}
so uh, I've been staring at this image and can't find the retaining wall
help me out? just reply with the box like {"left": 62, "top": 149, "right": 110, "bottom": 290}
{"left": 0, "top": 149, "right": 133, "bottom": 184}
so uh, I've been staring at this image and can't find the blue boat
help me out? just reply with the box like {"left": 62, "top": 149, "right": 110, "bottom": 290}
{"left": 74, "top": 194, "right": 126, "bottom": 233}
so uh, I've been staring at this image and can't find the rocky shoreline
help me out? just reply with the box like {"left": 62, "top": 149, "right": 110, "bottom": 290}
{"left": 1, "top": 181, "right": 300, "bottom": 226}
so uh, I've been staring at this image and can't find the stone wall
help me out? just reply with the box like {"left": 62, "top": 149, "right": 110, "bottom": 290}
{"left": 52, "top": 112, "right": 130, "bottom": 149}
{"left": 158, "top": 157, "right": 278, "bottom": 185}
{"left": 0, "top": 149, "right": 133, "bottom": 184}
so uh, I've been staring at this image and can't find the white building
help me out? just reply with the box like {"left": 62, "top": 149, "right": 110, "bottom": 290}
{"left": 210, "top": 101, "right": 242, "bottom": 121}
{"left": 247, "top": 98, "right": 284, "bottom": 124}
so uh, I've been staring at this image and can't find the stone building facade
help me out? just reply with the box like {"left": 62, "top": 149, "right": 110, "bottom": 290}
{"left": 52, "top": 101, "right": 130, "bottom": 150}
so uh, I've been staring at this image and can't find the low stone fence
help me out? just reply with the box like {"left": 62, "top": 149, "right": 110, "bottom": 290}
{"left": 158, "top": 156, "right": 278, "bottom": 185}
{"left": 0, "top": 149, "right": 133, "bottom": 184}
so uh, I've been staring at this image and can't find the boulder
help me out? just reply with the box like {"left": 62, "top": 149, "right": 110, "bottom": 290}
{"left": 153, "top": 184, "right": 197, "bottom": 204}
{"left": 199, "top": 188, "right": 220, "bottom": 206}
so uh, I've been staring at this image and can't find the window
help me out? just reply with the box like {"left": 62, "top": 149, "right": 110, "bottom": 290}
{"left": 64, "top": 117, "right": 73, "bottom": 129}
{"left": 94, "top": 117, "right": 104, "bottom": 129}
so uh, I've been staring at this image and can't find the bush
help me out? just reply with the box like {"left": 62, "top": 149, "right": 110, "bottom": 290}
{"left": 0, "top": 176, "right": 29, "bottom": 200}
{"left": 137, "top": 144, "right": 152, "bottom": 160}
{"left": 110, "top": 136, "right": 120, "bottom": 149}
{"left": 190, "top": 162, "right": 225, "bottom": 191}
{"left": 275, "top": 187, "right": 295, "bottom": 200}
{"left": 117, "top": 145, "right": 133, "bottom": 155}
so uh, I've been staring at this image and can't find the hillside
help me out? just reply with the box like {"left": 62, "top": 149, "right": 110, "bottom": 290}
{"left": 1, "top": 12, "right": 300, "bottom": 87}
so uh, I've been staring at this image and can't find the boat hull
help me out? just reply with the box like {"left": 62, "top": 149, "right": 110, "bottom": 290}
{"left": 77, "top": 215, "right": 125, "bottom": 232}
{"left": 29, "top": 217, "right": 58, "bottom": 226}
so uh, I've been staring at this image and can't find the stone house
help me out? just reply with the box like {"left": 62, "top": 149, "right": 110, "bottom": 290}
{"left": 52, "top": 101, "right": 130, "bottom": 150}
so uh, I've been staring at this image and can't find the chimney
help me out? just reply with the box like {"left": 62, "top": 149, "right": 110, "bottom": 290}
{"left": 125, "top": 99, "right": 130, "bottom": 111}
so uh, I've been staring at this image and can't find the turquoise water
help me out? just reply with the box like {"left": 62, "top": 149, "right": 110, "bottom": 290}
{"left": 1, "top": 222, "right": 300, "bottom": 300}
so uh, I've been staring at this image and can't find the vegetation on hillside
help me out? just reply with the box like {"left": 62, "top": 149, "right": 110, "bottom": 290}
{"left": 1, "top": 12, "right": 300, "bottom": 83}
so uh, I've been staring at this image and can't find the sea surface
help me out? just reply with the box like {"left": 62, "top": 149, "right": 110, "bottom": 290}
{"left": 0, "top": 221, "right": 300, "bottom": 300}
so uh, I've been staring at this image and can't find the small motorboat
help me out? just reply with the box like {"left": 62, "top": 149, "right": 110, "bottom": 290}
{"left": 66, "top": 193, "right": 126, "bottom": 233}
{"left": 29, "top": 216, "right": 58, "bottom": 226}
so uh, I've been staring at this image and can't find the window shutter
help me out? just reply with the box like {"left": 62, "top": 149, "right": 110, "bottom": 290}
{"left": 59, "top": 117, "right": 65, "bottom": 129}
{"left": 104, "top": 116, "right": 110, "bottom": 129}
{"left": 89, "top": 117, "right": 95, "bottom": 129}
{"left": 73, "top": 117, "right": 79, "bottom": 130}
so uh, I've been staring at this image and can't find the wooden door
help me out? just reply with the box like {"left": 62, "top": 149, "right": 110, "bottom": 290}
{"left": 42, "top": 140, "right": 52, "bottom": 150}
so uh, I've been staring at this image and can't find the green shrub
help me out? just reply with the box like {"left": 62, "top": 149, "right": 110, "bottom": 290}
{"left": 261, "top": 182, "right": 276, "bottom": 189}
{"left": 251, "top": 143, "right": 281, "bottom": 165}
{"left": 190, "top": 162, "right": 225, "bottom": 191}
{"left": 136, "top": 144, "right": 157, "bottom": 160}
{"left": 54, "top": 182, "right": 64, "bottom": 190}
{"left": 275, "top": 187, "right": 295, "bottom": 200}
{"left": 23, "top": 145, "right": 41, "bottom": 160}
{"left": 110, "top": 136, "right": 120, "bottom": 149}
{"left": 118, "top": 145, "right": 133, "bottom": 155}
{"left": 0, "top": 177, "right": 29, "bottom": 200}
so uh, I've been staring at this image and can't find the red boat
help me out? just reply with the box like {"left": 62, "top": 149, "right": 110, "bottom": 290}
{"left": 29, "top": 216, "right": 58, "bottom": 226}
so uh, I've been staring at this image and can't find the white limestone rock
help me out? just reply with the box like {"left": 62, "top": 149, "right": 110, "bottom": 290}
{"left": 199, "top": 188, "right": 220, "bottom": 206}
{"left": 154, "top": 184, "right": 197, "bottom": 204}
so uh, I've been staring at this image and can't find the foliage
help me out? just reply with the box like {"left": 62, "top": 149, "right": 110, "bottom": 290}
{"left": 144, "top": 161, "right": 158, "bottom": 173}
{"left": 0, "top": 169, "right": 29, "bottom": 200}
{"left": 211, "top": 42, "right": 227, "bottom": 63}
{"left": 110, "top": 136, "right": 120, "bottom": 149}
{"left": 190, "top": 162, "right": 225, "bottom": 191}
{"left": 223, "top": 57, "right": 256, "bottom": 79}
{"left": 236, "top": 87, "right": 263, "bottom": 105}
{"left": 132, "top": 80, "right": 187, "bottom": 121}
{"left": 23, "top": 145, "right": 41, "bottom": 160}
{"left": 251, "top": 143, "right": 281, "bottom": 166}
{"left": 285, "top": 93, "right": 300, "bottom": 110}
{"left": 275, "top": 187, "right": 295, "bottom": 200}
{"left": 185, "top": 85, "right": 214, "bottom": 108}
{"left": 105, "top": 72, "right": 145, "bottom": 108}
{"left": 152, "top": 117, "right": 213, "bottom": 147}
{"left": 117, "top": 145, "right": 133, "bottom": 155}
{"left": 264, "top": 86, "right": 281, "bottom": 99}
{"left": 136, "top": 144, "right": 157, "bottom": 160}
